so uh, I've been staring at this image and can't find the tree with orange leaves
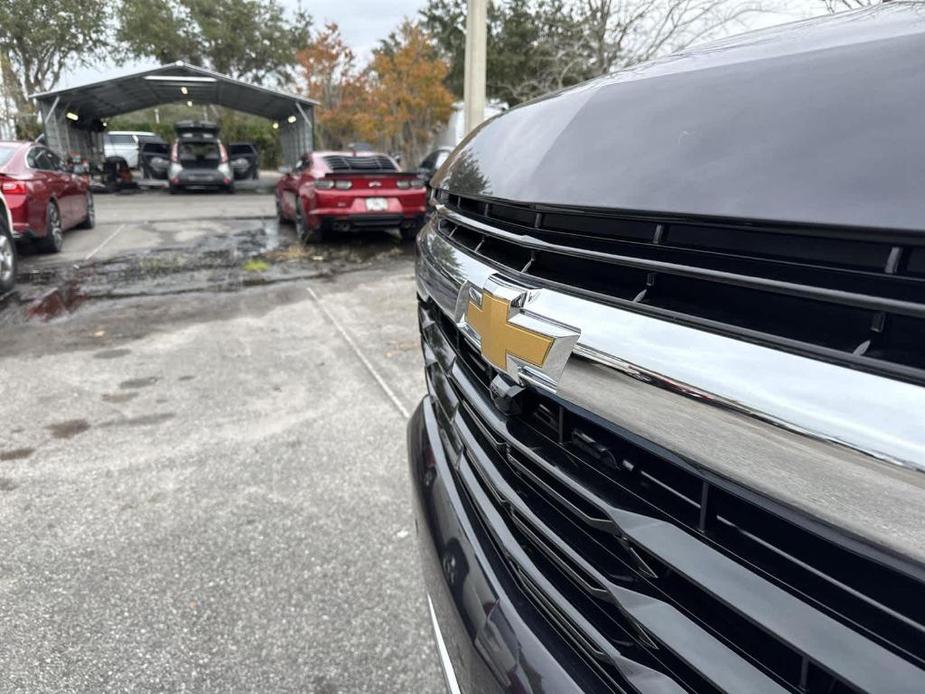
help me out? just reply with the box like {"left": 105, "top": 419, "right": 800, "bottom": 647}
{"left": 299, "top": 21, "right": 453, "bottom": 166}
{"left": 297, "top": 22, "right": 369, "bottom": 150}
{"left": 360, "top": 21, "right": 454, "bottom": 166}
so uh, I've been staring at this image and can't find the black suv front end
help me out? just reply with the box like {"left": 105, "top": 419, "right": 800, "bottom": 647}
{"left": 408, "top": 6, "right": 925, "bottom": 693}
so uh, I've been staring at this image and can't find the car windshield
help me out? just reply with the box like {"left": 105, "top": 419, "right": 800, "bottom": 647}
{"left": 229, "top": 144, "right": 254, "bottom": 155}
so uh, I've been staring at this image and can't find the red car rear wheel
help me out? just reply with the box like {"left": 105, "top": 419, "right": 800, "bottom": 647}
{"left": 36, "top": 201, "right": 63, "bottom": 254}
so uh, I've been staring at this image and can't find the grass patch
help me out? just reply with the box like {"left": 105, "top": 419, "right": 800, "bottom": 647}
{"left": 242, "top": 258, "right": 270, "bottom": 273}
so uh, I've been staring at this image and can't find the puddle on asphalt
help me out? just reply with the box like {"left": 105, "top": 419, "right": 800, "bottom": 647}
{"left": 102, "top": 392, "right": 139, "bottom": 404}
{"left": 46, "top": 419, "right": 92, "bottom": 439}
{"left": 119, "top": 376, "right": 159, "bottom": 390}
{"left": 2, "top": 221, "right": 415, "bottom": 325}
{"left": 0, "top": 448, "right": 35, "bottom": 462}
{"left": 94, "top": 348, "right": 132, "bottom": 359}
{"left": 105, "top": 412, "right": 176, "bottom": 427}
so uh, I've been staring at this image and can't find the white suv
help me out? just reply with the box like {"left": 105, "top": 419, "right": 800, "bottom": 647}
{"left": 103, "top": 131, "right": 157, "bottom": 169}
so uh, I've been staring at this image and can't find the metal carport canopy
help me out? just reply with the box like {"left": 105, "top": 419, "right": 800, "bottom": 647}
{"left": 31, "top": 62, "right": 318, "bottom": 165}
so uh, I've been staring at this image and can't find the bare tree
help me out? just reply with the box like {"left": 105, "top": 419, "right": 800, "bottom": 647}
{"left": 494, "top": 0, "right": 769, "bottom": 102}
{"left": 820, "top": 0, "right": 882, "bottom": 13}
{"left": 581, "top": 0, "right": 769, "bottom": 74}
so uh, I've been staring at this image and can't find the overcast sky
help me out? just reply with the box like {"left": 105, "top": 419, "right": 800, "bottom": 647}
{"left": 61, "top": 0, "right": 818, "bottom": 89}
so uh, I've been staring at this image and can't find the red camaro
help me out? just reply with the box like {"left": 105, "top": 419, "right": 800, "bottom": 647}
{"left": 275, "top": 150, "right": 426, "bottom": 243}
{"left": 0, "top": 141, "right": 95, "bottom": 253}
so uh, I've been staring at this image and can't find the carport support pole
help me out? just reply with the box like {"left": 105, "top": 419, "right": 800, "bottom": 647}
{"left": 464, "top": 0, "right": 487, "bottom": 135}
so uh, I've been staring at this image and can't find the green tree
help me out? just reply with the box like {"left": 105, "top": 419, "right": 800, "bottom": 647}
{"left": 117, "top": 0, "right": 311, "bottom": 84}
{"left": 0, "top": 0, "right": 111, "bottom": 129}
{"left": 421, "top": 0, "right": 590, "bottom": 106}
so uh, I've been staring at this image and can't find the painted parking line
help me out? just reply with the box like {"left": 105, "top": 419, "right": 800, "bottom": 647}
{"left": 84, "top": 223, "right": 131, "bottom": 261}
{"left": 306, "top": 285, "right": 410, "bottom": 419}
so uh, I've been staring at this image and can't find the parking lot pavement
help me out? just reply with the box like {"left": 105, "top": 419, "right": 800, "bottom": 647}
{"left": 18, "top": 190, "right": 276, "bottom": 268}
{"left": 0, "top": 196, "right": 441, "bottom": 692}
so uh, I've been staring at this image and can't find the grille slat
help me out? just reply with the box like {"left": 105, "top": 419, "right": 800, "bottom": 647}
{"left": 435, "top": 196, "right": 925, "bottom": 383}
{"left": 456, "top": 452, "right": 690, "bottom": 694}
{"left": 456, "top": 407, "right": 790, "bottom": 694}
{"left": 420, "top": 299, "right": 925, "bottom": 694}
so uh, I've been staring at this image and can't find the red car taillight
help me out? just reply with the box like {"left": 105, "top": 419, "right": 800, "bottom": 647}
{"left": 315, "top": 178, "right": 351, "bottom": 190}
{"left": 0, "top": 180, "right": 26, "bottom": 195}
{"left": 397, "top": 179, "right": 426, "bottom": 189}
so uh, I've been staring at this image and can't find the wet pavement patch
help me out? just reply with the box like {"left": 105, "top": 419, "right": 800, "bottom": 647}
{"left": 94, "top": 348, "right": 132, "bottom": 359}
{"left": 25, "top": 281, "right": 86, "bottom": 321}
{"left": 108, "top": 412, "right": 176, "bottom": 427}
{"left": 119, "top": 376, "right": 159, "bottom": 390}
{"left": 102, "top": 392, "right": 139, "bottom": 404}
{"left": 0, "top": 448, "right": 35, "bottom": 462}
{"left": 2, "top": 222, "right": 415, "bottom": 329}
{"left": 46, "top": 419, "right": 92, "bottom": 439}
{"left": 0, "top": 477, "right": 17, "bottom": 492}
{"left": 178, "top": 375, "right": 195, "bottom": 381}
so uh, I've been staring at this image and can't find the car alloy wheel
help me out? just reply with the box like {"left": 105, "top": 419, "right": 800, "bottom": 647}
{"left": 0, "top": 229, "right": 16, "bottom": 291}
{"left": 296, "top": 203, "right": 323, "bottom": 244}
{"left": 38, "top": 202, "right": 64, "bottom": 253}
{"left": 78, "top": 192, "right": 95, "bottom": 229}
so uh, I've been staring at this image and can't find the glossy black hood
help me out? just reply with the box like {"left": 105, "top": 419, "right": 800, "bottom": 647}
{"left": 435, "top": 3, "right": 925, "bottom": 233}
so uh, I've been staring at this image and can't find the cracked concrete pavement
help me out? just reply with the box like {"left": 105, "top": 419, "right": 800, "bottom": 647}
{"left": 0, "top": 192, "right": 441, "bottom": 693}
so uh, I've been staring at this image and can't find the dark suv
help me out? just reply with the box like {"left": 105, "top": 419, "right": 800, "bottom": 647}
{"left": 408, "top": 5, "right": 925, "bottom": 693}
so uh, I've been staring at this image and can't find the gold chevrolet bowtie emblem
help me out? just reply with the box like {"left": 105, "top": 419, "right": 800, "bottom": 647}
{"left": 454, "top": 278, "right": 580, "bottom": 390}
{"left": 466, "top": 293, "right": 554, "bottom": 370}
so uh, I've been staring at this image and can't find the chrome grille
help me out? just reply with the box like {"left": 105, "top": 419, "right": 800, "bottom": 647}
{"left": 434, "top": 194, "right": 925, "bottom": 385}
{"left": 420, "top": 298, "right": 925, "bottom": 694}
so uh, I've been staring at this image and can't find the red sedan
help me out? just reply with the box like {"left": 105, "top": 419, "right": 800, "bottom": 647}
{"left": 275, "top": 150, "right": 426, "bottom": 243}
{"left": 0, "top": 141, "right": 95, "bottom": 253}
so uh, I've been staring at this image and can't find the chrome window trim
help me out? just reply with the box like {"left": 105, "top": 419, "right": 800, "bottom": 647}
{"left": 416, "top": 220, "right": 925, "bottom": 565}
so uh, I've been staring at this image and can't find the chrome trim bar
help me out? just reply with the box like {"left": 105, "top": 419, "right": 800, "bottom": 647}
{"left": 427, "top": 594, "right": 463, "bottom": 694}
{"left": 438, "top": 205, "right": 925, "bottom": 320}
{"left": 416, "top": 221, "right": 925, "bottom": 565}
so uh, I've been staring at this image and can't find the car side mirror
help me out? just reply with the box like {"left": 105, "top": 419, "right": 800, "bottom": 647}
{"left": 278, "top": 165, "right": 293, "bottom": 175}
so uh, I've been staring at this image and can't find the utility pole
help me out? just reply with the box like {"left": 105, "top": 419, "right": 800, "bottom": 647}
{"left": 463, "top": 0, "right": 487, "bottom": 135}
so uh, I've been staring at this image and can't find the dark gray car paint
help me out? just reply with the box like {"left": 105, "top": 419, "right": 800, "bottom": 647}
{"left": 434, "top": 3, "right": 925, "bottom": 233}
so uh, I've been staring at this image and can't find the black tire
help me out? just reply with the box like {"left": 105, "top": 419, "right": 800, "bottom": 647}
{"left": 0, "top": 212, "right": 17, "bottom": 293}
{"left": 251, "top": 168, "right": 259, "bottom": 180}
{"left": 76, "top": 192, "right": 95, "bottom": 229}
{"left": 295, "top": 202, "right": 324, "bottom": 244}
{"left": 400, "top": 224, "right": 420, "bottom": 242}
{"left": 36, "top": 201, "right": 64, "bottom": 254}
{"left": 275, "top": 197, "right": 286, "bottom": 223}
